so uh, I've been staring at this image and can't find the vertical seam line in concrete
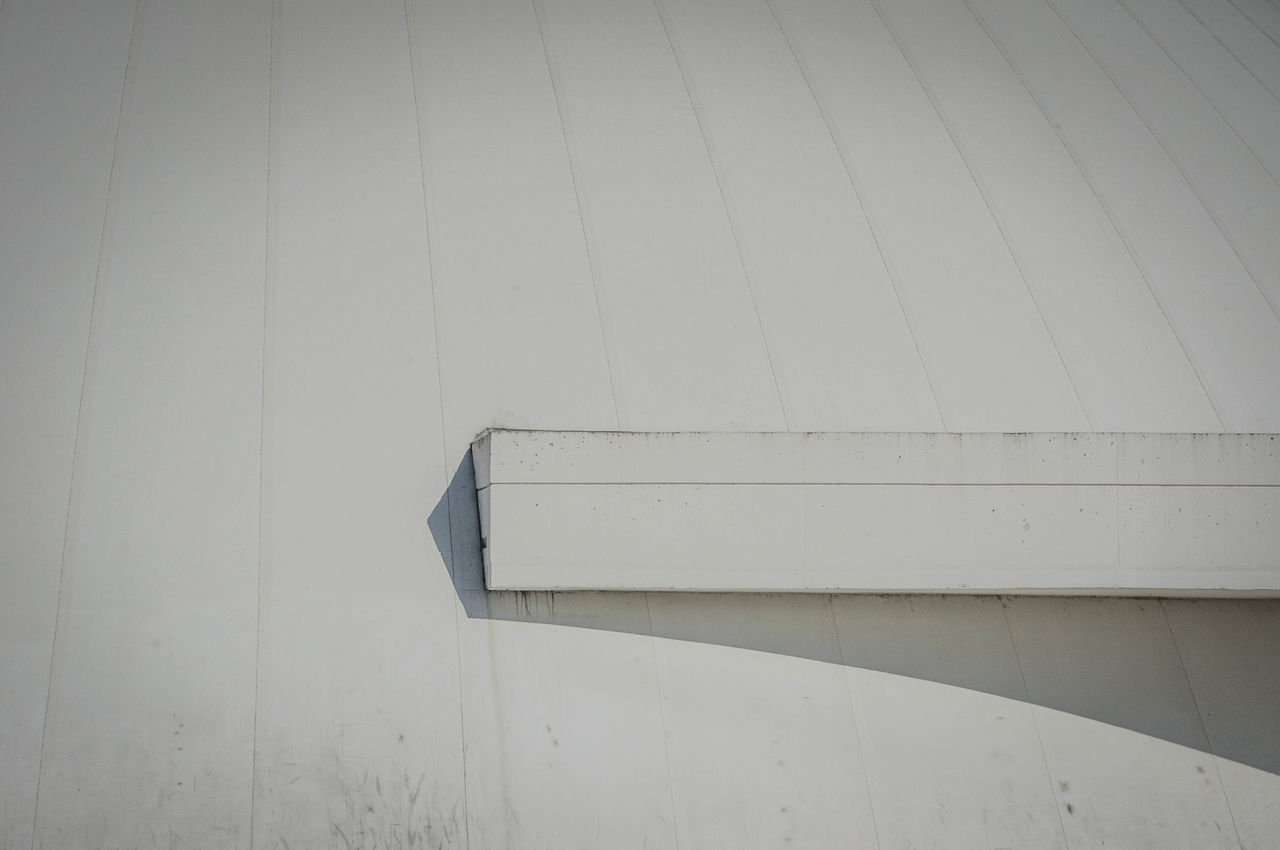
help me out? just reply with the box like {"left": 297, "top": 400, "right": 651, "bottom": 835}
{"left": 868, "top": 0, "right": 1093, "bottom": 431}
{"left": 1000, "top": 600, "right": 1073, "bottom": 850}
{"left": 401, "top": 0, "right": 452, "bottom": 554}
{"left": 1115, "top": 0, "right": 1280, "bottom": 190}
{"left": 448, "top": 518, "right": 471, "bottom": 850}
{"left": 826, "top": 596, "right": 884, "bottom": 850}
{"left": 963, "top": 0, "right": 1226, "bottom": 431}
{"left": 402, "top": 0, "right": 453, "bottom": 478}
{"left": 531, "top": 0, "right": 625, "bottom": 431}
{"left": 642, "top": 594, "right": 685, "bottom": 850}
{"left": 1043, "top": 0, "right": 1280, "bottom": 328}
{"left": 1158, "top": 599, "right": 1245, "bottom": 848}
{"left": 1225, "top": 0, "right": 1280, "bottom": 52}
{"left": 764, "top": 0, "right": 947, "bottom": 432}
{"left": 478, "top": 599, "right": 519, "bottom": 847}
{"left": 652, "top": 0, "right": 791, "bottom": 431}
{"left": 1175, "top": 0, "right": 1280, "bottom": 104}
{"left": 250, "top": 0, "right": 279, "bottom": 846}
{"left": 1115, "top": 448, "right": 1123, "bottom": 569}
{"left": 446, "top": 507, "right": 474, "bottom": 850}
{"left": 29, "top": 2, "right": 143, "bottom": 846}
{"left": 400, "top": 1, "right": 473, "bottom": 845}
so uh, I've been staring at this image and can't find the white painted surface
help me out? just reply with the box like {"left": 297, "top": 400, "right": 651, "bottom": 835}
{"left": 1120, "top": 0, "right": 1280, "bottom": 185}
{"left": 832, "top": 595, "right": 1067, "bottom": 850}
{"left": 1163, "top": 599, "right": 1280, "bottom": 846}
{"left": 1229, "top": 0, "right": 1280, "bottom": 44}
{"left": 1048, "top": 0, "right": 1280, "bottom": 321}
{"left": 479, "top": 429, "right": 1280, "bottom": 486}
{"left": 21, "top": 1, "right": 269, "bottom": 846}
{"left": 476, "top": 430, "right": 1280, "bottom": 593}
{"left": 1007, "top": 598, "right": 1242, "bottom": 849}
{"left": 20, "top": 3, "right": 267, "bottom": 844}
{"left": 0, "top": 3, "right": 135, "bottom": 847}
{"left": 533, "top": 0, "right": 786, "bottom": 431}
{"left": 407, "top": 0, "right": 618, "bottom": 443}
{"left": 1117, "top": 432, "right": 1280, "bottom": 484}
{"left": 648, "top": 593, "right": 880, "bottom": 848}
{"left": 654, "top": 0, "right": 943, "bottom": 432}
{"left": 3, "top": 0, "right": 1280, "bottom": 847}
{"left": 476, "top": 429, "right": 1123, "bottom": 486}
{"left": 253, "top": 1, "right": 465, "bottom": 846}
{"left": 1179, "top": 0, "right": 1280, "bottom": 104}
{"left": 457, "top": 592, "right": 677, "bottom": 849}
{"left": 770, "top": 0, "right": 1090, "bottom": 431}
{"left": 969, "top": 0, "right": 1280, "bottom": 430}
{"left": 1163, "top": 599, "right": 1280, "bottom": 772}
{"left": 873, "top": 0, "right": 1221, "bottom": 432}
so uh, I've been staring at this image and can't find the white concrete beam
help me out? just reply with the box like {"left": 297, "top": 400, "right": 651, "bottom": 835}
{"left": 472, "top": 430, "right": 1280, "bottom": 594}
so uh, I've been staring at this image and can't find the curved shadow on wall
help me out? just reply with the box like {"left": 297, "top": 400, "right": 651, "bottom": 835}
{"left": 431, "top": 451, "right": 1280, "bottom": 777}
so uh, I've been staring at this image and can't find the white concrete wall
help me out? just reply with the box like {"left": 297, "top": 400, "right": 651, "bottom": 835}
{"left": 475, "top": 430, "right": 1280, "bottom": 593}
{"left": 3, "top": 0, "right": 1280, "bottom": 847}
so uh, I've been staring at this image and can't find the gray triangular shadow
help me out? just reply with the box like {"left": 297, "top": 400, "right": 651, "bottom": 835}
{"left": 431, "top": 450, "right": 1280, "bottom": 776}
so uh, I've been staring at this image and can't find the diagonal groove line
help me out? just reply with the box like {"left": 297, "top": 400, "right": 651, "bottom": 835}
{"left": 1159, "top": 599, "right": 1244, "bottom": 848}
{"left": 828, "top": 596, "right": 885, "bottom": 850}
{"left": 1114, "top": 0, "right": 1280, "bottom": 191}
{"left": 1042, "top": 0, "right": 1280, "bottom": 328}
{"left": 652, "top": 0, "right": 791, "bottom": 431}
{"left": 764, "top": 0, "right": 947, "bottom": 431}
{"left": 1174, "top": 0, "right": 1280, "bottom": 105}
{"left": 865, "top": 0, "right": 1093, "bottom": 431}
{"left": 643, "top": 593, "right": 686, "bottom": 850}
{"left": 1225, "top": 0, "right": 1280, "bottom": 53}
{"left": 531, "top": 0, "right": 626, "bottom": 431}
{"left": 29, "top": 3, "right": 144, "bottom": 848}
{"left": 1000, "top": 601, "right": 1073, "bottom": 850}
{"left": 250, "top": 0, "right": 280, "bottom": 845}
{"left": 960, "top": 0, "right": 1227, "bottom": 431}
{"left": 400, "top": 0, "right": 474, "bottom": 844}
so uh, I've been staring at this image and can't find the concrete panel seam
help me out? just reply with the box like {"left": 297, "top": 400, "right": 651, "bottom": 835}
{"left": 249, "top": 0, "right": 280, "bottom": 846}
{"left": 643, "top": 594, "right": 686, "bottom": 850}
{"left": 1042, "top": 0, "right": 1280, "bottom": 327}
{"left": 960, "top": 0, "right": 1228, "bottom": 432}
{"left": 829, "top": 597, "right": 885, "bottom": 850}
{"left": 763, "top": 0, "right": 947, "bottom": 432}
{"left": 1225, "top": 0, "right": 1280, "bottom": 53}
{"left": 530, "top": 0, "right": 626, "bottom": 431}
{"left": 29, "top": 2, "right": 144, "bottom": 845}
{"left": 1174, "top": 0, "right": 1280, "bottom": 104}
{"left": 402, "top": 0, "right": 474, "bottom": 843}
{"left": 652, "top": 0, "right": 792, "bottom": 431}
{"left": 1115, "top": 0, "right": 1280, "bottom": 190}
{"left": 1000, "top": 603, "right": 1073, "bottom": 849}
{"left": 869, "top": 0, "right": 1094, "bottom": 432}
{"left": 1158, "top": 599, "right": 1244, "bottom": 847}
